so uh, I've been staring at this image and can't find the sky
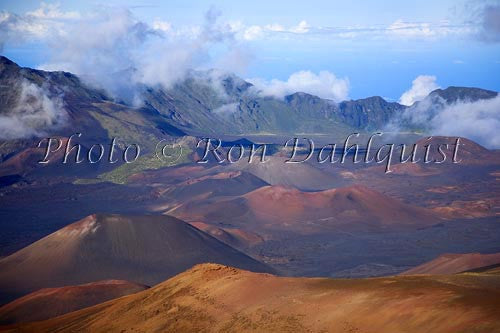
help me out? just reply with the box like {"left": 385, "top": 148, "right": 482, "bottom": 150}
{"left": 1, "top": 0, "right": 499, "bottom": 101}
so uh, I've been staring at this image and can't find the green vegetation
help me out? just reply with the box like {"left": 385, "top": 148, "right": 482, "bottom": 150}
{"left": 74, "top": 143, "right": 192, "bottom": 185}
{"left": 73, "top": 178, "right": 104, "bottom": 185}
{"left": 89, "top": 110, "right": 159, "bottom": 151}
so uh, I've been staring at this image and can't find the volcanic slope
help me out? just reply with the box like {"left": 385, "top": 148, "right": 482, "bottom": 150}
{"left": 11, "top": 263, "right": 500, "bottom": 333}
{"left": 227, "top": 154, "right": 345, "bottom": 191}
{"left": 0, "top": 214, "right": 272, "bottom": 304}
{"left": 402, "top": 252, "right": 500, "bottom": 275}
{"left": 171, "top": 184, "right": 441, "bottom": 234}
{"left": 0, "top": 280, "right": 148, "bottom": 325}
{"left": 189, "top": 222, "right": 264, "bottom": 250}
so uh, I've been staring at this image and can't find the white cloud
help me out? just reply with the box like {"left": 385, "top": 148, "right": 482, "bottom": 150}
{"left": 231, "top": 20, "right": 312, "bottom": 40}
{"left": 0, "top": 80, "right": 67, "bottom": 140}
{"left": 387, "top": 20, "right": 435, "bottom": 37}
{"left": 1, "top": 2, "right": 488, "bottom": 58}
{"left": 264, "top": 23, "right": 285, "bottom": 32}
{"left": 211, "top": 46, "right": 253, "bottom": 76}
{"left": 213, "top": 102, "right": 239, "bottom": 114}
{"left": 0, "top": 3, "right": 81, "bottom": 50}
{"left": 382, "top": 18, "right": 476, "bottom": 40}
{"left": 243, "top": 25, "right": 263, "bottom": 40}
{"left": 36, "top": 7, "right": 154, "bottom": 101}
{"left": 134, "top": 7, "right": 241, "bottom": 93}
{"left": 0, "top": 12, "right": 49, "bottom": 47}
{"left": 399, "top": 75, "right": 440, "bottom": 106}
{"left": 394, "top": 94, "right": 500, "bottom": 149}
{"left": 248, "top": 70, "right": 349, "bottom": 101}
{"left": 26, "top": 2, "right": 80, "bottom": 20}
{"left": 430, "top": 96, "right": 500, "bottom": 148}
{"left": 228, "top": 19, "right": 468, "bottom": 41}
{"left": 152, "top": 20, "right": 171, "bottom": 33}
{"left": 20, "top": 5, "right": 244, "bottom": 104}
{"left": 290, "top": 20, "right": 310, "bottom": 34}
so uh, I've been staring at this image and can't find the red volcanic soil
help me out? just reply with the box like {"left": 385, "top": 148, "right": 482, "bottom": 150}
{"left": 0, "top": 137, "right": 102, "bottom": 178}
{"left": 0, "top": 280, "right": 148, "bottom": 325}
{"left": 407, "top": 136, "right": 498, "bottom": 166}
{"left": 362, "top": 136, "right": 499, "bottom": 176}
{"left": 414, "top": 136, "right": 494, "bottom": 164}
{"left": 244, "top": 185, "right": 440, "bottom": 228}
{"left": 171, "top": 184, "right": 441, "bottom": 234}
{"left": 0, "top": 214, "right": 272, "bottom": 305}
{"left": 148, "top": 170, "right": 269, "bottom": 213}
{"left": 169, "top": 170, "right": 268, "bottom": 198}
{"left": 0, "top": 141, "right": 65, "bottom": 176}
{"left": 402, "top": 252, "right": 500, "bottom": 275}
{"left": 386, "top": 163, "right": 442, "bottom": 176}
{"left": 432, "top": 199, "right": 499, "bottom": 219}
{"left": 189, "top": 222, "right": 264, "bottom": 249}
{"left": 12, "top": 263, "right": 500, "bottom": 333}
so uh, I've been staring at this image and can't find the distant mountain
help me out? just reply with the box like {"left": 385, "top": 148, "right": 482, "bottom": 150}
{"left": 0, "top": 280, "right": 148, "bottom": 325}
{"left": 1, "top": 55, "right": 497, "bottom": 147}
{"left": 1, "top": 55, "right": 498, "bottom": 188}
{"left": 0, "top": 56, "right": 185, "bottom": 156}
{"left": 394, "top": 86, "right": 499, "bottom": 135}
{"left": 16, "top": 263, "right": 500, "bottom": 332}
{"left": 142, "top": 81, "right": 355, "bottom": 135}
{"left": 338, "top": 96, "right": 405, "bottom": 129}
{"left": 0, "top": 214, "right": 273, "bottom": 304}
{"left": 428, "top": 86, "right": 497, "bottom": 104}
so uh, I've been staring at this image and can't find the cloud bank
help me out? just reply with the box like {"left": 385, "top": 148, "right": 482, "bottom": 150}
{"left": 1, "top": 4, "right": 244, "bottom": 104}
{"left": 392, "top": 87, "right": 500, "bottom": 149}
{"left": 248, "top": 71, "right": 349, "bottom": 102}
{"left": 399, "top": 75, "right": 440, "bottom": 106}
{"left": 1, "top": 4, "right": 351, "bottom": 107}
{"left": 428, "top": 96, "right": 500, "bottom": 148}
{"left": 0, "top": 80, "right": 67, "bottom": 140}
{"left": 38, "top": 6, "right": 242, "bottom": 104}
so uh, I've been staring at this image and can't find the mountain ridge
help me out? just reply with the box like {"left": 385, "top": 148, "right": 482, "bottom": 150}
{"left": 1, "top": 55, "right": 497, "bottom": 140}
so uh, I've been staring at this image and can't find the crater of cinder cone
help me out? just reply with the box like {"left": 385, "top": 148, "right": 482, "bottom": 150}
{"left": 362, "top": 136, "right": 499, "bottom": 176}
{"left": 16, "top": 263, "right": 500, "bottom": 333}
{"left": 410, "top": 136, "right": 496, "bottom": 166}
{"left": 242, "top": 184, "right": 439, "bottom": 229}
{"left": 0, "top": 279, "right": 148, "bottom": 325}
{"left": 414, "top": 136, "right": 492, "bottom": 162}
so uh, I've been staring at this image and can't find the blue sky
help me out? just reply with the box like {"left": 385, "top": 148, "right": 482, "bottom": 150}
{"left": 1, "top": 0, "right": 499, "bottom": 101}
